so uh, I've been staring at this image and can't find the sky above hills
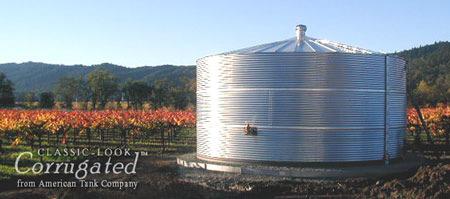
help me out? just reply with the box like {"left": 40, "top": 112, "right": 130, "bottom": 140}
{"left": 0, "top": 0, "right": 449, "bottom": 67}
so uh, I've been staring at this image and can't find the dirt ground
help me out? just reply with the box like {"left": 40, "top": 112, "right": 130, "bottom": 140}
{"left": 0, "top": 155, "right": 449, "bottom": 199}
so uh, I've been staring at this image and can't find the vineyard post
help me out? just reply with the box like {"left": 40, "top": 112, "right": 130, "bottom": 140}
{"left": 28, "top": 132, "right": 35, "bottom": 150}
{"left": 72, "top": 129, "right": 77, "bottom": 147}
{"left": 168, "top": 127, "right": 172, "bottom": 146}
{"left": 171, "top": 126, "right": 176, "bottom": 144}
{"left": 161, "top": 126, "right": 165, "bottom": 153}
{"left": 58, "top": 128, "right": 66, "bottom": 146}
{"left": 414, "top": 105, "right": 434, "bottom": 144}
{"left": 119, "top": 129, "right": 122, "bottom": 146}
{"left": 37, "top": 130, "right": 43, "bottom": 162}
{"left": 167, "top": 128, "right": 170, "bottom": 145}
{"left": 444, "top": 116, "right": 449, "bottom": 145}
{"left": 121, "top": 129, "right": 128, "bottom": 147}
{"left": 87, "top": 128, "right": 91, "bottom": 147}
{"left": 172, "top": 127, "right": 176, "bottom": 144}
{"left": 38, "top": 131, "right": 42, "bottom": 149}
{"left": 47, "top": 131, "right": 50, "bottom": 145}
{"left": 55, "top": 129, "right": 60, "bottom": 146}
{"left": 444, "top": 133, "right": 449, "bottom": 145}
{"left": 100, "top": 129, "right": 105, "bottom": 144}
{"left": 414, "top": 124, "right": 421, "bottom": 145}
{"left": 125, "top": 129, "right": 128, "bottom": 146}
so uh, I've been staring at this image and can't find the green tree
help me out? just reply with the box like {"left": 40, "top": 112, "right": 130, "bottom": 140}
{"left": 149, "top": 77, "right": 196, "bottom": 110}
{"left": 38, "top": 92, "right": 55, "bottom": 109}
{"left": 400, "top": 41, "right": 450, "bottom": 106}
{"left": 75, "top": 77, "right": 91, "bottom": 110}
{"left": 151, "top": 79, "right": 173, "bottom": 109}
{"left": 409, "top": 80, "right": 435, "bottom": 143}
{"left": 87, "top": 69, "right": 118, "bottom": 109}
{"left": 171, "top": 88, "right": 187, "bottom": 110}
{"left": 122, "top": 80, "right": 151, "bottom": 109}
{"left": 55, "top": 76, "right": 85, "bottom": 109}
{"left": 435, "top": 74, "right": 450, "bottom": 104}
{"left": 0, "top": 72, "right": 15, "bottom": 107}
{"left": 179, "top": 76, "right": 196, "bottom": 109}
{"left": 122, "top": 79, "right": 133, "bottom": 108}
{"left": 24, "top": 92, "right": 36, "bottom": 108}
{"left": 413, "top": 80, "right": 436, "bottom": 105}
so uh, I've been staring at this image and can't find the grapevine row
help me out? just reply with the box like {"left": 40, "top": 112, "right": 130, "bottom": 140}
{"left": 0, "top": 107, "right": 448, "bottom": 148}
{"left": 0, "top": 109, "right": 195, "bottom": 149}
{"left": 407, "top": 106, "right": 450, "bottom": 144}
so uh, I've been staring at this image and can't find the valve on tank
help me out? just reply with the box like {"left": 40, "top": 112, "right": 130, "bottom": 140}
{"left": 244, "top": 123, "right": 257, "bottom": 136}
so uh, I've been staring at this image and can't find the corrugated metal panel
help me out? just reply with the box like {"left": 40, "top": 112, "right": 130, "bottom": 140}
{"left": 197, "top": 53, "right": 406, "bottom": 162}
{"left": 387, "top": 56, "right": 407, "bottom": 158}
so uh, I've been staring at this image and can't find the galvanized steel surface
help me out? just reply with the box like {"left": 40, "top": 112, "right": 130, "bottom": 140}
{"left": 221, "top": 25, "right": 379, "bottom": 55}
{"left": 386, "top": 56, "right": 407, "bottom": 158}
{"left": 224, "top": 37, "right": 380, "bottom": 54}
{"left": 196, "top": 53, "right": 406, "bottom": 162}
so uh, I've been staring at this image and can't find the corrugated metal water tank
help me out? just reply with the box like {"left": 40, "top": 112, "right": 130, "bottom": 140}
{"left": 196, "top": 25, "right": 406, "bottom": 163}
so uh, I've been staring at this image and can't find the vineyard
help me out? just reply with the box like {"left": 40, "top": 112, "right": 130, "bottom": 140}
{"left": 0, "top": 109, "right": 196, "bottom": 153}
{"left": 407, "top": 106, "right": 450, "bottom": 145}
{"left": 0, "top": 107, "right": 449, "bottom": 151}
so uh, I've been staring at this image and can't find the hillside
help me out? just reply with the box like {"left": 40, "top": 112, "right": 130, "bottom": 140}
{"left": 0, "top": 41, "right": 449, "bottom": 106}
{"left": 395, "top": 41, "right": 450, "bottom": 105}
{"left": 0, "top": 62, "right": 195, "bottom": 93}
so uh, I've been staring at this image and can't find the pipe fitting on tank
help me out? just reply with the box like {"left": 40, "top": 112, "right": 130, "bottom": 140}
{"left": 244, "top": 123, "right": 257, "bottom": 136}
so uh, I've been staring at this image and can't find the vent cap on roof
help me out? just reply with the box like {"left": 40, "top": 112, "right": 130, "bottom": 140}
{"left": 295, "top": 24, "right": 307, "bottom": 43}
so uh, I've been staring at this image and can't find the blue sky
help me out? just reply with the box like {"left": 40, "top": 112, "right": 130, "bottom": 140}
{"left": 0, "top": 0, "right": 449, "bottom": 67}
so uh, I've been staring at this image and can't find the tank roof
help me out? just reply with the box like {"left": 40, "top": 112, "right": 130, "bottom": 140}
{"left": 223, "top": 24, "right": 380, "bottom": 54}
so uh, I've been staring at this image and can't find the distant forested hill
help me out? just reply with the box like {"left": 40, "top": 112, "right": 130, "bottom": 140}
{"left": 395, "top": 41, "right": 450, "bottom": 105}
{"left": 0, "top": 41, "right": 449, "bottom": 105}
{"left": 0, "top": 62, "right": 195, "bottom": 93}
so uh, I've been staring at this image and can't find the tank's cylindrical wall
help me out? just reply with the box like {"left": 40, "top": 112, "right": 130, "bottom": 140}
{"left": 197, "top": 53, "right": 406, "bottom": 162}
{"left": 386, "top": 56, "right": 407, "bottom": 158}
